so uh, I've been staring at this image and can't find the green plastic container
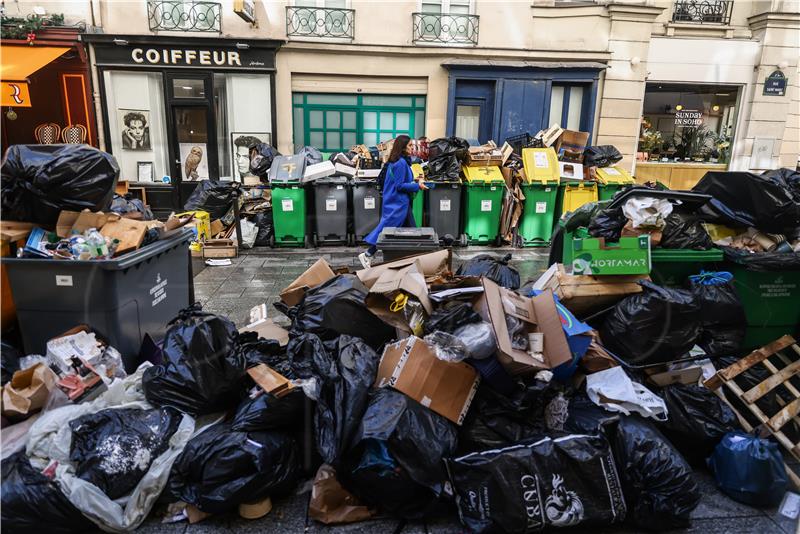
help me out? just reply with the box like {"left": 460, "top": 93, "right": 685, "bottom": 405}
{"left": 650, "top": 249, "right": 724, "bottom": 287}
{"left": 270, "top": 182, "right": 307, "bottom": 247}
{"left": 742, "top": 325, "right": 800, "bottom": 352}
{"left": 463, "top": 181, "right": 503, "bottom": 245}
{"left": 518, "top": 181, "right": 558, "bottom": 247}
{"left": 597, "top": 184, "right": 623, "bottom": 201}
{"left": 413, "top": 189, "right": 424, "bottom": 227}
{"left": 726, "top": 266, "right": 800, "bottom": 328}
{"left": 571, "top": 236, "right": 651, "bottom": 275}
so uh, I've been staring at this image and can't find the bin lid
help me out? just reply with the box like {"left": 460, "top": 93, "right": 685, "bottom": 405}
{"left": 596, "top": 166, "right": 634, "bottom": 185}
{"left": 315, "top": 176, "right": 349, "bottom": 185}
{"left": 521, "top": 147, "right": 559, "bottom": 184}
{"left": 462, "top": 165, "right": 504, "bottom": 184}
{"left": 411, "top": 163, "right": 424, "bottom": 180}
{"left": 651, "top": 248, "right": 723, "bottom": 262}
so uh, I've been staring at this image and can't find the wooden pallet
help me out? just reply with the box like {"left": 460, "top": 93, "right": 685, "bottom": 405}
{"left": 704, "top": 335, "right": 800, "bottom": 489}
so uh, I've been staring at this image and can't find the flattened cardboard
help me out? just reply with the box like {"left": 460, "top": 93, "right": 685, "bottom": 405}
{"left": 357, "top": 249, "right": 451, "bottom": 289}
{"left": 280, "top": 258, "right": 336, "bottom": 307}
{"left": 55, "top": 211, "right": 81, "bottom": 237}
{"left": 375, "top": 336, "right": 479, "bottom": 425}
{"left": 647, "top": 366, "right": 703, "bottom": 387}
{"left": 100, "top": 217, "right": 149, "bottom": 254}
{"left": 474, "top": 278, "right": 572, "bottom": 375}
{"left": 1, "top": 363, "right": 57, "bottom": 418}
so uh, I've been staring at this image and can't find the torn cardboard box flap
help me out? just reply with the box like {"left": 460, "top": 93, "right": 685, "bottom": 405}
{"left": 280, "top": 258, "right": 336, "bottom": 307}
{"left": 357, "top": 249, "right": 451, "bottom": 289}
{"left": 1, "top": 363, "right": 58, "bottom": 418}
{"left": 375, "top": 336, "right": 479, "bottom": 425}
{"left": 366, "top": 259, "right": 433, "bottom": 332}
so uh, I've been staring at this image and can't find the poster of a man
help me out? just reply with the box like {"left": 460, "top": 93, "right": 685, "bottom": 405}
{"left": 119, "top": 109, "right": 151, "bottom": 150}
{"left": 231, "top": 133, "right": 270, "bottom": 181}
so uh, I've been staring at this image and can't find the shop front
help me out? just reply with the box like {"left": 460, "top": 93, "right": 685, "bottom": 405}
{"left": 1, "top": 27, "right": 97, "bottom": 152}
{"left": 85, "top": 35, "right": 281, "bottom": 217}
{"left": 443, "top": 62, "right": 603, "bottom": 144}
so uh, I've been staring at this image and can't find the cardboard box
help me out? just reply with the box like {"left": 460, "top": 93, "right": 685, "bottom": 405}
{"left": 555, "top": 129, "right": 590, "bottom": 163}
{"left": 356, "top": 168, "right": 381, "bottom": 179}
{"left": 72, "top": 210, "right": 112, "bottom": 234}
{"left": 375, "top": 336, "right": 480, "bottom": 425}
{"left": 533, "top": 263, "right": 648, "bottom": 315}
{"left": 571, "top": 236, "right": 652, "bottom": 275}
{"left": 366, "top": 260, "right": 433, "bottom": 332}
{"left": 646, "top": 365, "right": 703, "bottom": 387}
{"left": 202, "top": 238, "right": 238, "bottom": 259}
{"left": 334, "top": 163, "right": 357, "bottom": 178}
{"left": 539, "top": 124, "right": 564, "bottom": 147}
{"left": 357, "top": 249, "right": 451, "bottom": 289}
{"left": 209, "top": 219, "right": 224, "bottom": 237}
{"left": 55, "top": 211, "right": 81, "bottom": 237}
{"left": 280, "top": 258, "right": 336, "bottom": 307}
{"left": 1, "top": 364, "right": 57, "bottom": 418}
{"left": 304, "top": 161, "right": 336, "bottom": 182}
{"left": 100, "top": 216, "right": 149, "bottom": 254}
{"left": 474, "top": 278, "right": 572, "bottom": 375}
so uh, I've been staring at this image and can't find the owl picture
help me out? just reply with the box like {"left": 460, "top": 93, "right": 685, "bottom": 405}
{"left": 184, "top": 146, "right": 203, "bottom": 181}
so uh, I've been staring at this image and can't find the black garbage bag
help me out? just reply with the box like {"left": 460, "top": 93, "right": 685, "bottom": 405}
{"left": 588, "top": 204, "right": 627, "bottom": 240}
{"left": 688, "top": 273, "right": 746, "bottom": 356}
{"left": 142, "top": 304, "right": 246, "bottom": 416}
{"left": 297, "top": 146, "right": 323, "bottom": 166}
{"left": 166, "top": 423, "right": 299, "bottom": 514}
{"left": 1, "top": 339, "right": 21, "bottom": 386}
{"left": 423, "top": 301, "right": 482, "bottom": 335}
{"left": 231, "top": 390, "right": 306, "bottom": 433}
{"left": 565, "top": 395, "right": 700, "bottom": 531}
{"left": 69, "top": 407, "right": 182, "bottom": 499}
{"left": 583, "top": 145, "right": 623, "bottom": 168}
{"left": 656, "top": 383, "right": 739, "bottom": 467}
{"left": 340, "top": 389, "right": 458, "bottom": 518}
{"left": 281, "top": 274, "right": 394, "bottom": 349}
{"left": 428, "top": 136, "right": 469, "bottom": 160}
{"left": 288, "top": 334, "right": 380, "bottom": 465}
{"left": 659, "top": 212, "right": 714, "bottom": 250}
{"left": 446, "top": 432, "right": 627, "bottom": 533}
{"left": 183, "top": 180, "right": 236, "bottom": 220}
{"left": 456, "top": 253, "right": 520, "bottom": 289}
{"left": 1, "top": 451, "right": 95, "bottom": 533}
{"left": 1, "top": 144, "right": 119, "bottom": 226}
{"left": 427, "top": 155, "right": 460, "bottom": 181}
{"left": 762, "top": 168, "right": 800, "bottom": 197}
{"left": 109, "top": 193, "right": 154, "bottom": 220}
{"left": 251, "top": 210, "right": 273, "bottom": 247}
{"left": 249, "top": 143, "right": 280, "bottom": 180}
{"left": 600, "top": 281, "right": 702, "bottom": 366}
{"left": 722, "top": 246, "right": 800, "bottom": 272}
{"left": 692, "top": 171, "right": 800, "bottom": 233}
{"left": 459, "top": 379, "right": 566, "bottom": 453}
{"left": 232, "top": 330, "right": 284, "bottom": 369}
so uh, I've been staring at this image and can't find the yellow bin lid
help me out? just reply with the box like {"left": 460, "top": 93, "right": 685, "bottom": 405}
{"left": 521, "top": 147, "right": 559, "bottom": 184}
{"left": 411, "top": 163, "right": 424, "bottom": 179}
{"left": 595, "top": 166, "right": 634, "bottom": 185}
{"left": 462, "top": 165, "right": 504, "bottom": 183}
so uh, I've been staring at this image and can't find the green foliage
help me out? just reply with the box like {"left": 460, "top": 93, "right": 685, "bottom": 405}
{"left": 1, "top": 13, "right": 67, "bottom": 40}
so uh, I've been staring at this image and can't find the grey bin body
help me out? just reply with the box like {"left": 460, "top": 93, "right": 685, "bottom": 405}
{"left": 427, "top": 181, "right": 463, "bottom": 243}
{"left": 313, "top": 177, "right": 349, "bottom": 245}
{"left": 351, "top": 178, "right": 382, "bottom": 243}
{"left": 2, "top": 229, "right": 193, "bottom": 372}
{"left": 377, "top": 227, "right": 440, "bottom": 262}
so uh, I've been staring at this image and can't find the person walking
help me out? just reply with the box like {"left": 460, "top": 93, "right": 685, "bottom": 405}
{"left": 359, "top": 134, "right": 427, "bottom": 268}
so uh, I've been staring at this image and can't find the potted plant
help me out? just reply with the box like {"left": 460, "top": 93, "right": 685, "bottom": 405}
{"left": 639, "top": 128, "right": 663, "bottom": 161}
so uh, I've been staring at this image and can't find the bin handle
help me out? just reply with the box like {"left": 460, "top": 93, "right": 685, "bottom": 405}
{"left": 596, "top": 238, "right": 621, "bottom": 250}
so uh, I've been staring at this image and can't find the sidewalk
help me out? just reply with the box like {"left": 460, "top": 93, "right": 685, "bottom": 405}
{"left": 171, "top": 246, "right": 795, "bottom": 534}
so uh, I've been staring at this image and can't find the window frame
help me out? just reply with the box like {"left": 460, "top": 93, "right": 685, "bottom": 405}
{"left": 549, "top": 83, "right": 592, "bottom": 132}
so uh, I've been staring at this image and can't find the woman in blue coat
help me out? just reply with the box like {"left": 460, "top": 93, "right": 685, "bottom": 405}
{"left": 359, "top": 134, "right": 427, "bottom": 268}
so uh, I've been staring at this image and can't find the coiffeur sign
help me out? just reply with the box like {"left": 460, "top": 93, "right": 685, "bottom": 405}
{"left": 91, "top": 40, "right": 274, "bottom": 71}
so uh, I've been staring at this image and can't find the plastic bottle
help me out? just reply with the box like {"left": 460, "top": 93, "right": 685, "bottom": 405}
{"left": 85, "top": 228, "right": 108, "bottom": 258}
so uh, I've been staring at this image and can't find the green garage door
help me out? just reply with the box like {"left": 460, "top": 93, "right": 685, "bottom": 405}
{"left": 292, "top": 93, "right": 426, "bottom": 152}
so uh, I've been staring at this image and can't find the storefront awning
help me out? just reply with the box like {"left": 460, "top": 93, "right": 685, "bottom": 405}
{"left": 0, "top": 45, "right": 70, "bottom": 82}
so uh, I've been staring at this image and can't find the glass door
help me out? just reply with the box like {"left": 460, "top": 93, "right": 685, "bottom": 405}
{"left": 173, "top": 106, "right": 211, "bottom": 182}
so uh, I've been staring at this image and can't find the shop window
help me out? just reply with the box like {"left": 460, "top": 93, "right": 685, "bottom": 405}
{"left": 172, "top": 78, "right": 205, "bottom": 99}
{"left": 549, "top": 84, "right": 587, "bottom": 131}
{"left": 455, "top": 104, "right": 480, "bottom": 139}
{"left": 638, "top": 83, "right": 740, "bottom": 164}
{"left": 292, "top": 93, "right": 426, "bottom": 152}
{"left": 103, "top": 70, "right": 168, "bottom": 182}
{"left": 218, "top": 74, "right": 272, "bottom": 181}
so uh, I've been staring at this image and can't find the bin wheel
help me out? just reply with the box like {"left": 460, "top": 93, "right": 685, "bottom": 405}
{"left": 304, "top": 235, "right": 312, "bottom": 249}
{"left": 348, "top": 234, "right": 355, "bottom": 247}
{"left": 459, "top": 234, "right": 469, "bottom": 247}
{"left": 312, "top": 234, "right": 319, "bottom": 248}
{"left": 494, "top": 235, "right": 503, "bottom": 247}
{"left": 269, "top": 235, "right": 275, "bottom": 248}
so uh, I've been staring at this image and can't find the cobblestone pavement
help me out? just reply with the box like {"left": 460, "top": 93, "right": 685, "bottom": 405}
{"left": 139, "top": 246, "right": 795, "bottom": 534}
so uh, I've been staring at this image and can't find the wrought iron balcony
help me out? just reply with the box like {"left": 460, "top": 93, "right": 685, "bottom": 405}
{"left": 671, "top": 0, "right": 733, "bottom": 24}
{"left": 412, "top": 13, "right": 479, "bottom": 46}
{"left": 148, "top": 1, "right": 221, "bottom": 32}
{"left": 286, "top": 6, "right": 355, "bottom": 40}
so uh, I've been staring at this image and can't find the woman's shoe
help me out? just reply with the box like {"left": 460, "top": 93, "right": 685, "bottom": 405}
{"left": 358, "top": 252, "right": 372, "bottom": 269}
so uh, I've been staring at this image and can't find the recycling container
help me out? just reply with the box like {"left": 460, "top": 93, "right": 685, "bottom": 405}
{"left": 351, "top": 178, "right": 381, "bottom": 244}
{"left": 412, "top": 188, "right": 424, "bottom": 227}
{"left": 462, "top": 166, "right": 505, "bottom": 245}
{"left": 270, "top": 182, "right": 307, "bottom": 247}
{"left": 559, "top": 180, "right": 598, "bottom": 216}
{"left": 649, "top": 248, "right": 724, "bottom": 287}
{"left": 427, "top": 181, "right": 464, "bottom": 245}
{"left": 312, "top": 177, "right": 349, "bottom": 246}
{"left": 727, "top": 264, "right": 800, "bottom": 328}
{"left": 519, "top": 148, "right": 560, "bottom": 247}
{"left": 596, "top": 166, "right": 635, "bottom": 201}
{"left": 2, "top": 229, "right": 193, "bottom": 372}
{"left": 376, "top": 227, "right": 440, "bottom": 262}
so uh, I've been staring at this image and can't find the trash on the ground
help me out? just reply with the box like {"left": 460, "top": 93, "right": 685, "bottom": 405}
{"left": 279, "top": 258, "right": 336, "bottom": 307}
{"left": 446, "top": 432, "right": 626, "bottom": 532}
{"left": 646, "top": 364, "right": 704, "bottom": 387}
{"left": 586, "top": 366, "right": 668, "bottom": 421}
{"left": 779, "top": 491, "right": 800, "bottom": 519}
{"left": 309, "top": 463, "right": 375, "bottom": 525}
{"left": 202, "top": 238, "right": 238, "bottom": 259}
{"left": 708, "top": 432, "right": 788, "bottom": 507}
{"left": 688, "top": 271, "right": 746, "bottom": 356}
{"left": 183, "top": 180, "right": 236, "bottom": 220}
{"left": 204, "top": 257, "right": 232, "bottom": 266}
{"left": 365, "top": 259, "right": 433, "bottom": 333}
{"left": 375, "top": 336, "right": 480, "bottom": 425}
{"left": 1, "top": 363, "right": 57, "bottom": 418}
{"left": 622, "top": 197, "right": 673, "bottom": 230}
{"left": 456, "top": 253, "right": 520, "bottom": 289}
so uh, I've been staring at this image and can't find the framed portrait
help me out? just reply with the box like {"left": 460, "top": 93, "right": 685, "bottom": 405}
{"left": 137, "top": 161, "right": 154, "bottom": 182}
{"left": 231, "top": 132, "right": 271, "bottom": 182}
{"left": 179, "top": 143, "right": 209, "bottom": 181}
{"left": 118, "top": 108, "right": 152, "bottom": 151}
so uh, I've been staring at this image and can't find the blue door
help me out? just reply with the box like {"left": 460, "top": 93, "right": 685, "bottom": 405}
{"left": 452, "top": 80, "right": 495, "bottom": 144}
{"left": 497, "top": 79, "right": 547, "bottom": 143}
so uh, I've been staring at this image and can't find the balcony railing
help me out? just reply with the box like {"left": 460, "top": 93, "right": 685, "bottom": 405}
{"left": 412, "top": 13, "right": 479, "bottom": 46}
{"left": 148, "top": 1, "right": 221, "bottom": 32}
{"left": 671, "top": 0, "right": 733, "bottom": 24}
{"left": 286, "top": 6, "right": 355, "bottom": 40}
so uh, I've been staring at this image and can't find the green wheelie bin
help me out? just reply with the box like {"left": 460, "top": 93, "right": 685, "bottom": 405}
{"left": 518, "top": 148, "right": 560, "bottom": 247}
{"left": 595, "top": 166, "right": 635, "bottom": 201}
{"left": 462, "top": 165, "right": 505, "bottom": 245}
{"left": 270, "top": 182, "right": 308, "bottom": 247}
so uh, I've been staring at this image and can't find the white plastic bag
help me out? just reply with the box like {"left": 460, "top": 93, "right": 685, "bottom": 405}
{"left": 585, "top": 366, "right": 668, "bottom": 421}
{"left": 622, "top": 197, "right": 673, "bottom": 229}
{"left": 232, "top": 218, "right": 258, "bottom": 249}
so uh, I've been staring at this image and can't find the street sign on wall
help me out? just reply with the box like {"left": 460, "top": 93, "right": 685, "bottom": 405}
{"left": 763, "top": 70, "right": 787, "bottom": 96}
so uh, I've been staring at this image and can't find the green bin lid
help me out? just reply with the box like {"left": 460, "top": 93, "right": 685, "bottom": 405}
{"left": 651, "top": 248, "right": 724, "bottom": 262}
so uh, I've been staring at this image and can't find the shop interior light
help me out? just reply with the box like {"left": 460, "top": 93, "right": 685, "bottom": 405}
{"left": 181, "top": 86, "right": 193, "bottom": 90}
{"left": 675, "top": 104, "right": 683, "bottom": 111}
{"left": 712, "top": 105, "right": 720, "bottom": 111}
{"left": 235, "top": 43, "right": 250, "bottom": 49}
{"left": 113, "top": 38, "right": 129, "bottom": 46}
{"left": 715, "top": 93, "right": 729, "bottom": 96}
